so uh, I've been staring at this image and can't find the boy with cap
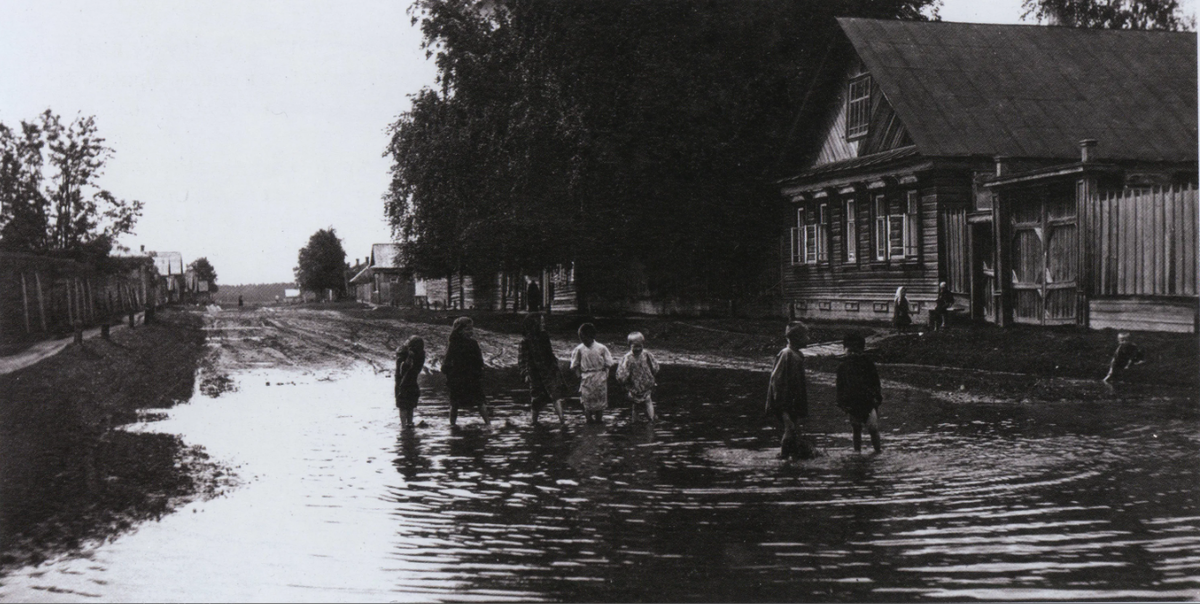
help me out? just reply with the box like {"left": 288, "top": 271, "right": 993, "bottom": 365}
{"left": 766, "top": 322, "right": 810, "bottom": 459}
{"left": 836, "top": 333, "right": 883, "bottom": 453}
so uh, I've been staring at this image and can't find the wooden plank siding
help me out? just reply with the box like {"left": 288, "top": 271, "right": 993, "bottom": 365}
{"left": 1087, "top": 185, "right": 1197, "bottom": 298}
{"left": 781, "top": 172, "right": 971, "bottom": 321}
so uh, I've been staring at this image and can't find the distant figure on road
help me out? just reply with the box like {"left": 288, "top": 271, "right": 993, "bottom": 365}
{"left": 395, "top": 336, "right": 427, "bottom": 428}
{"left": 927, "top": 282, "right": 953, "bottom": 331}
{"left": 441, "top": 317, "right": 491, "bottom": 426}
{"left": 1103, "top": 331, "right": 1145, "bottom": 385}
{"left": 617, "top": 332, "right": 659, "bottom": 423}
{"left": 571, "top": 323, "right": 615, "bottom": 425}
{"left": 766, "top": 322, "right": 812, "bottom": 459}
{"left": 893, "top": 286, "right": 912, "bottom": 333}
{"left": 836, "top": 333, "right": 883, "bottom": 454}
{"left": 518, "top": 313, "right": 566, "bottom": 425}
{"left": 238, "top": 295, "right": 244, "bottom": 308}
{"left": 527, "top": 279, "right": 542, "bottom": 312}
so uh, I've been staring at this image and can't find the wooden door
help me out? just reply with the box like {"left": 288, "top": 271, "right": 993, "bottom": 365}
{"left": 1009, "top": 193, "right": 1077, "bottom": 325}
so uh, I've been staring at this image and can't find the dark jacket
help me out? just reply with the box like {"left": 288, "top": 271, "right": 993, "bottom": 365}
{"left": 766, "top": 346, "right": 808, "bottom": 418}
{"left": 518, "top": 332, "right": 565, "bottom": 399}
{"left": 395, "top": 346, "right": 425, "bottom": 409}
{"left": 442, "top": 334, "right": 484, "bottom": 406}
{"left": 836, "top": 353, "right": 882, "bottom": 421}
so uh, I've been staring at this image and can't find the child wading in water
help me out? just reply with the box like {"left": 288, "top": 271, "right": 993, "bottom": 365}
{"left": 441, "top": 316, "right": 491, "bottom": 426}
{"left": 518, "top": 313, "right": 566, "bottom": 425}
{"left": 766, "top": 322, "right": 811, "bottom": 459}
{"left": 570, "top": 323, "right": 615, "bottom": 424}
{"left": 1103, "top": 331, "right": 1145, "bottom": 385}
{"left": 616, "top": 332, "right": 659, "bottom": 423}
{"left": 836, "top": 333, "right": 883, "bottom": 453}
{"left": 395, "top": 336, "right": 427, "bottom": 428}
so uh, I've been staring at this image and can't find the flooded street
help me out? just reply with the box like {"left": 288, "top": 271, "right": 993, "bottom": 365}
{"left": 1, "top": 341, "right": 1198, "bottom": 601}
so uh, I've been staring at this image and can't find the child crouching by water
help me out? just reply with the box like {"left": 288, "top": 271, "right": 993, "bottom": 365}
{"left": 766, "top": 322, "right": 812, "bottom": 459}
{"left": 395, "top": 336, "right": 426, "bottom": 428}
{"left": 836, "top": 333, "right": 883, "bottom": 453}
{"left": 616, "top": 332, "right": 659, "bottom": 423}
{"left": 1103, "top": 331, "right": 1145, "bottom": 385}
{"left": 571, "top": 323, "right": 615, "bottom": 425}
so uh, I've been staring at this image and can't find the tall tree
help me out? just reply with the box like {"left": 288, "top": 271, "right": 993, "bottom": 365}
{"left": 295, "top": 228, "right": 348, "bottom": 297}
{"left": 385, "top": 0, "right": 938, "bottom": 304}
{"left": 188, "top": 257, "right": 219, "bottom": 293}
{"left": 0, "top": 110, "right": 144, "bottom": 261}
{"left": 1021, "top": 0, "right": 1194, "bottom": 29}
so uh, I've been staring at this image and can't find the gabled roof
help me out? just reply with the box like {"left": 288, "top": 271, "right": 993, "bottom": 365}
{"left": 370, "top": 243, "right": 403, "bottom": 269}
{"left": 838, "top": 18, "right": 1197, "bottom": 162}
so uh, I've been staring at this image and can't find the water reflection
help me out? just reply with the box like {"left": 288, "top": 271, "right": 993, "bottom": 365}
{"left": 1, "top": 363, "right": 1197, "bottom": 602}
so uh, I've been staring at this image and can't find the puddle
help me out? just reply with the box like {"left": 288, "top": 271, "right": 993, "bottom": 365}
{"left": 1, "top": 364, "right": 1197, "bottom": 601}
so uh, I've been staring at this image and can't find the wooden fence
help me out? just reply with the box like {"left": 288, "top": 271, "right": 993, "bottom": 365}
{"left": 1084, "top": 184, "right": 1198, "bottom": 297}
{"left": 0, "top": 252, "right": 157, "bottom": 347}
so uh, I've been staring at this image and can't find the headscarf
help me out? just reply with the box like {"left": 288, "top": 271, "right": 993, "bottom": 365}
{"left": 450, "top": 316, "right": 473, "bottom": 340}
{"left": 402, "top": 335, "right": 424, "bottom": 355}
{"left": 894, "top": 286, "right": 907, "bottom": 304}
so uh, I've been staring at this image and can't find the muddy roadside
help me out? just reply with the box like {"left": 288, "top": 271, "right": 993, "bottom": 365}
{"left": 0, "top": 308, "right": 228, "bottom": 572}
{"left": 332, "top": 304, "right": 1198, "bottom": 404}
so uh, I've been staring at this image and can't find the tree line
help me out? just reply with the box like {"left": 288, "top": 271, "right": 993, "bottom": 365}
{"left": 382, "top": 0, "right": 1191, "bottom": 307}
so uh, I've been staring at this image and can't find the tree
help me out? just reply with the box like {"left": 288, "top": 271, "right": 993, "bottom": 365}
{"left": 1021, "top": 0, "right": 1194, "bottom": 29}
{"left": 384, "top": 0, "right": 939, "bottom": 305}
{"left": 295, "top": 228, "right": 348, "bottom": 297}
{"left": 189, "top": 257, "right": 219, "bottom": 293}
{"left": 0, "top": 110, "right": 144, "bottom": 261}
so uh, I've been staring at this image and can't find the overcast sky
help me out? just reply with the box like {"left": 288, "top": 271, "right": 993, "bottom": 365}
{"left": 0, "top": 0, "right": 1188, "bottom": 284}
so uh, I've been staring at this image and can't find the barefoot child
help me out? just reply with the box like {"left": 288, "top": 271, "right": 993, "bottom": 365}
{"left": 1103, "top": 331, "right": 1145, "bottom": 384}
{"left": 441, "top": 316, "right": 491, "bottom": 426}
{"left": 570, "top": 323, "right": 615, "bottom": 424}
{"left": 395, "top": 336, "right": 427, "bottom": 428}
{"left": 766, "top": 322, "right": 810, "bottom": 459}
{"left": 836, "top": 333, "right": 883, "bottom": 453}
{"left": 616, "top": 332, "right": 659, "bottom": 422}
{"left": 518, "top": 313, "right": 566, "bottom": 425}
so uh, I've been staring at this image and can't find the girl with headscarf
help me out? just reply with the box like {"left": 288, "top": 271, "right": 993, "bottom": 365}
{"left": 518, "top": 313, "right": 566, "bottom": 425}
{"left": 440, "top": 316, "right": 491, "bottom": 426}
{"left": 893, "top": 286, "right": 912, "bottom": 333}
{"left": 395, "top": 335, "right": 426, "bottom": 428}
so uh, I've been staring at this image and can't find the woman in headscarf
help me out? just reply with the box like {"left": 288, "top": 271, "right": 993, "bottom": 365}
{"left": 893, "top": 286, "right": 912, "bottom": 333}
{"left": 440, "top": 316, "right": 491, "bottom": 426}
{"left": 518, "top": 313, "right": 566, "bottom": 425}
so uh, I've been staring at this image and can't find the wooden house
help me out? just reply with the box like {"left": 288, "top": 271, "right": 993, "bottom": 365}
{"left": 778, "top": 18, "right": 1197, "bottom": 331}
{"left": 349, "top": 244, "right": 415, "bottom": 307}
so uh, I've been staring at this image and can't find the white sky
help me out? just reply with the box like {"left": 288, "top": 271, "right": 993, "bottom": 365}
{"left": 0, "top": 0, "right": 1191, "bottom": 284}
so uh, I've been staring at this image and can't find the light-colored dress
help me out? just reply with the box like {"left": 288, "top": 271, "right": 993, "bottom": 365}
{"left": 617, "top": 350, "right": 659, "bottom": 405}
{"left": 570, "top": 342, "right": 615, "bottom": 412}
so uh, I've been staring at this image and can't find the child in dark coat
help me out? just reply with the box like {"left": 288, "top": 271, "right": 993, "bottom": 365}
{"left": 518, "top": 313, "right": 566, "bottom": 425}
{"left": 836, "top": 333, "right": 883, "bottom": 453}
{"left": 441, "top": 316, "right": 491, "bottom": 426}
{"left": 1103, "top": 332, "right": 1145, "bottom": 384}
{"left": 395, "top": 336, "right": 426, "bottom": 428}
{"left": 766, "top": 322, "right": 811, "bottom": 459}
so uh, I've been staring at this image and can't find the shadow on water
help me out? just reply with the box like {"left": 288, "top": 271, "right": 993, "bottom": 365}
{"left": 2, "top": 362, "right": 1198, "bottom": 601}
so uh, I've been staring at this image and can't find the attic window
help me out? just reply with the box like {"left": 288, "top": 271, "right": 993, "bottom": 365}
{"left": 846, "top": 75, "right": 871, "bottom": 140}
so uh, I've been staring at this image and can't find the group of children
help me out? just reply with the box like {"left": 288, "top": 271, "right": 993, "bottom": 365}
{"left": 393, "top": 315, "right": 660, "bottom": 429}
{"left": 393, "top": 313, "right": 884, "bottom": 460}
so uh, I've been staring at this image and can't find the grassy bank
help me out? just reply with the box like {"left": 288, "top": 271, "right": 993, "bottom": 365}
{"left": 0, "top": 308, "right": 217, "bottom": 570}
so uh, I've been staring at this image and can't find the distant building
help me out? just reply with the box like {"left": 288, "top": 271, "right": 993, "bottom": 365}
{"left": 146, "top": 251, "right": 185, "bottom": 303}
{"left": 349, "top": 244, "right": 415, "bottom": 307}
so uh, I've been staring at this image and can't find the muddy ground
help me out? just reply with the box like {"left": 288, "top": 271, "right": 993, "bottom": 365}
{"left": 0, "top": 309, "right": 223, "bottom": 570}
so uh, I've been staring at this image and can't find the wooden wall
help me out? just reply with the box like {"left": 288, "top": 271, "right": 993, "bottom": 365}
{"left": 1085, "top": 184, "right": 1197, "bottom": 298}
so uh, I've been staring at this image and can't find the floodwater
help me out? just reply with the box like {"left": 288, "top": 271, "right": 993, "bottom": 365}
{"left": 1, "top": 362, "right": 1198, "bottom": 602}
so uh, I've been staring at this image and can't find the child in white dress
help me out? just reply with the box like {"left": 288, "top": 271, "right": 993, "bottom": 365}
{"left": 617, "top": 332, "right": 659, "bottom": 422}
{"left": 570, "top": 323, "right": 615, "bottom": 424}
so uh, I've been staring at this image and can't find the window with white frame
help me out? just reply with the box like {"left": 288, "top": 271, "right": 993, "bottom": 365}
{"left": 844, "top": 198, "right": 857, "bottom": 263}
{"left": 846, "top": 75, "right": 871, "bottom": 140}
{"left": 804, "top": 212, "right": 818, "bottom": 264}
{"left": 817, "top": 203, "right": 830, "bottom": 263}
{"left": 790, "top": 207, "right": 805, "bottom": 265}
{"left": 904, "top": 190, "right": 920, "bottom": 257}
{"left": 874, "top": 194, "right": 888, "bottom": 261}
